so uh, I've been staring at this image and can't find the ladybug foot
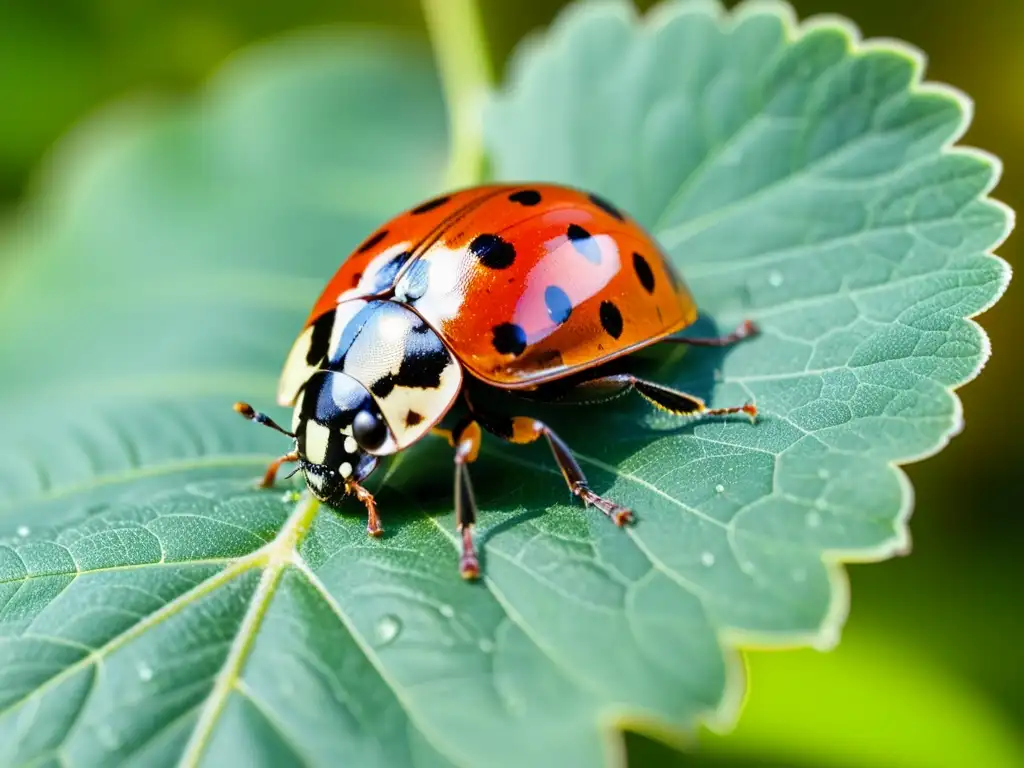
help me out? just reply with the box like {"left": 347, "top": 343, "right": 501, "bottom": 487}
{"left": 348, "top": 481, "right": 382, "bottom": 537}
{"left": 459, "top": 526, "right": 480, "bottom": 579}
{"left": 574, "top": 484, "right": 634, "bottom": 526}
{"left": 460, "top": 554, "right": 480, "bottom": 579}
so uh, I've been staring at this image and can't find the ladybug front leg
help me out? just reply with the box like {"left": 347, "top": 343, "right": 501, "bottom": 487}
{"left": 474, "top": 412, "right": 633, "bottom": 528}
{"left": 259, "top": 451, "right": 301, "bottom": 488}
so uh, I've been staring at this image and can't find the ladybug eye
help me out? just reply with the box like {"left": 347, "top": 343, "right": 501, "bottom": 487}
{"left": 352, "top": 409, "right": 387, "bottom": 451}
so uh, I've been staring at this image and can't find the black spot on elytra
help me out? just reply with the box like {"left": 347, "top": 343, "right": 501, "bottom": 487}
{"left": 588, "top": 193, "right": 624, "bottom": 221}
{"left": 306, "top": 311, "right": 335, "bottom": 365}
{"left": 567, "top": 224, "right": 601, "bottom": 264}
{"left": 492, "top": 323, "right": 527, "bottom": 356}
{"left": 411, "top": 195, "right": 450, "bottom": 214}
{"left": 405, "top": 411, "right": 424, "bottom": 427}
{"left": 357, "top": 229, "right": 388, "bottom": 253}
{"left": 632, "top": 252, "right": 656, "bottom": 293}
{"left": 599, "top": 301, "right": 623, "bottom": 339}
{"left": 544, "top": 285, "right": 572, "bottom": 324}
{"left": 371, "top": 250, "right": 413, "bottom": 292}
{"left": 371, "top": 322, "right": 450, "bottom": 397}
{"left": 350, "top": 271, "right": 363, "bottom": 287}
{"left": 509, "top": 189, "right": 541, "bottom": 206}
{"left": 470, "top": 234, "right": 516, "bottom": 269}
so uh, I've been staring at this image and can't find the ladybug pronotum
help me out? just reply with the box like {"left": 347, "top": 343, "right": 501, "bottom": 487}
{"left": 236, "top": 183, "right": 758, "bottom": 578}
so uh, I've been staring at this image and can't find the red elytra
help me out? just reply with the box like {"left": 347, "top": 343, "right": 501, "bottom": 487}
{"left": 236, "top": 183, "right": 758, "bottom": 579}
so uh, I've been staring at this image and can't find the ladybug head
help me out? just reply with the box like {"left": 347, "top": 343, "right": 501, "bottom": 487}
{"left": 289, "top": 369, "right": 399, "bottom": 507}
{"left": 234, "top": 369, "right": 400, "bottom": 509}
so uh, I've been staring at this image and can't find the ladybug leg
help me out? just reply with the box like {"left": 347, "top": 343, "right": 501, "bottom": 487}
{"left": 259, "top": 451, "right": 301, "bottom": 488}
{"left": 570, "top": 374, "right": 757, "bottom": 421}
{"left": 476, "top": 413, "right": 633, "bottom": 527}
{"left": 347, "top": 480, "right": 383, "bottom": 537}
{"left": 664, "top": 319, "right": 759, "bottom": 347}
{"left": 452, "top": 419, "right": 483, "bottom": 579}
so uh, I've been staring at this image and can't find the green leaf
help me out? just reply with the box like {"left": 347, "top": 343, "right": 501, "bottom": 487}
{"left": 0, "top": 4, "right": 1012, "bottom": 768}
{"left": 484, "top": 0, "right": 1011, "bottom": 667}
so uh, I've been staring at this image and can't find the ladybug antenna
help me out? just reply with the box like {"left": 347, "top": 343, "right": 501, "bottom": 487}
{"left": 234, "top": 402, "right": 295, "bottom": 438}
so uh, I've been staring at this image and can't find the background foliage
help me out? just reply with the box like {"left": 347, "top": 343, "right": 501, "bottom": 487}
{"left": 0, "top": 1, "right": 1019, "bottom": 766}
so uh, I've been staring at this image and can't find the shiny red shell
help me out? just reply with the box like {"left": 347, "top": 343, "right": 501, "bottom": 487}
{"left": 296, "top": 183, "right": 697, "bottom": 390}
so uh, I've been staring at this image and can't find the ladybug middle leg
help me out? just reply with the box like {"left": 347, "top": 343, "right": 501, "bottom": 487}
{"left": 471, "top": 409, "right": 634, "bottom": 528}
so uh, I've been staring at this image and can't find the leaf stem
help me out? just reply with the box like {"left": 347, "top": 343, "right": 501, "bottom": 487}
{"left": 421, "top": 0, "right": 494, "bottom": 188}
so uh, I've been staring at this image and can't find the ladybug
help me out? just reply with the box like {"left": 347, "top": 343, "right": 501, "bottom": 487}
{"left": 235, "top": 183, "right": 757, "bottom": 578}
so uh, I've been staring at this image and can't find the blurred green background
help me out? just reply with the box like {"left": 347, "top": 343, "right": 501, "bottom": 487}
{"left": 0, "top": 0, "right": 1019, "bottom": 765}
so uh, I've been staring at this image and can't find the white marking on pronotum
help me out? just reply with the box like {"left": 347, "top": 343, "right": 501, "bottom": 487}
{"left": 304, "top": 421, "right": 330, "bottom": 465}
{"left": 277, "top": 325, "right": 318, "bottom": 406}
{"left": 408, "top": 244, "right": 465, "bottom": 323}
{"left": 344, "top": 436, "right": 358, "bottom": 454}
{"left": 339, "top": 462, "right": 353, "bottom": 478}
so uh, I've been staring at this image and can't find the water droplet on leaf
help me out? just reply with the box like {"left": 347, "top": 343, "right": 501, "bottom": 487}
{"left": 478, "top": 638, "right": 494, "bottom": 653}
{"left": 16, "top": 526, "right": 29, "bottom": 537}
{"left": 805, "top": 511, "right": 821, "bottom": 528}
{"left": 137, "top": 663, "right": 153, "bottom": 682}
{"left": 700, "top": 551, "right": 716, "bottom": 567}
{"left": 439, "top": 604, "right": 454, "bottom": 619}
{"left": 375, "top": 614, "right": 401, "bottom": 645}
{"left": 715, "top": 484, "right": 725, "bottom": 493}
{"left": 768, "top": 270, "right": 784, "bottom": 287}
{"left": 98, "top": 726, "right": 120, "bottom": 749}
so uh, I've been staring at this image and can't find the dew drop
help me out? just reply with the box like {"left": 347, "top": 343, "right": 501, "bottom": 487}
{"left": 439, "top": 604, "right": 455, "bottom": 619}
{"left": 280, "top": 490, "right": 301, "bottom": 503}
{"left": 817, "top": 468, "right": 830, "bottom": 480}
{"left": 768, "top": 270, "right": 784, "bottom": 287}
{"left": 700, "top": 551, "right": 716, "bottom": 567}
{"left": 137, "top": 663, "right": 153, "bottom": 682}
{"left": 16, "top": 526, "right": 29, "bottom": 537}
{"left": 478, "top": 638, "right": 494, "bottom": 653}
{"left": 715, "top": 484, "right": 725, "bottom": 494}
{"left": 98, "top": 725, "right": 120, "bottom": 749}
{"left": 740, "top": 561, "right": 756, "bottom": 575}
{"left": 720, "top": 147, "right": 743, "bottom": 166}
{"left": 375, "top": 614, "right": 402, "bottom": 646}
{"left": 805, "top": 511, "right": 822, "bottom": 528}
{"left": 814, "top": 498, "right": 828, "bottom": 510}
